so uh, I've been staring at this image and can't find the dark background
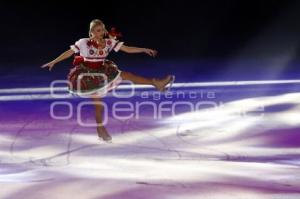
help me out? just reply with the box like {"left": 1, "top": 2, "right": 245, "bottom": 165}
{"left": 1, "top": 0, "right": 300, "bottom": 86}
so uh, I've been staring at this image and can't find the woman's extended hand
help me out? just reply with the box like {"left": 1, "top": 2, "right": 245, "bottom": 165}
{"left": 41, "top": 61, "right": 55, "bottom": 71}
{"left": 144, "top": 48, "right": 158, "bottom": 57}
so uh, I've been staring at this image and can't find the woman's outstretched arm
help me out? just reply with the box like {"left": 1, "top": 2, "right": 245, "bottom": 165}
{"left": 41, "top": 49, "right": 75, "bottom": 71}
{"left": 120, "top": 45, "right": 158, "bottom": 57}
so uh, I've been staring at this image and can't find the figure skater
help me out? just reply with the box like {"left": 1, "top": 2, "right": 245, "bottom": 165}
{"left": 42, "top": 19, "right": 175, "bottom": 142}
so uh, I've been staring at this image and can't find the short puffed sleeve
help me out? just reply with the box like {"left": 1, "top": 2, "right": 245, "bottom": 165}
{"left": 107, "top": 38, "right": 124, "bottom": 52}
{"left": 70, "top": 38, "right": 86, "bottom": 53}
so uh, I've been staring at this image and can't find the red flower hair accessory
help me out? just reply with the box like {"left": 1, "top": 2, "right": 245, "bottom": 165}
{"left": 108, "top": 27, "right": 122, "bottom": 39}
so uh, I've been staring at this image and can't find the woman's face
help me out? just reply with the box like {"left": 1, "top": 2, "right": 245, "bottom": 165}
{"left": 92, "top": 25, "right": 106, "bottom": 38}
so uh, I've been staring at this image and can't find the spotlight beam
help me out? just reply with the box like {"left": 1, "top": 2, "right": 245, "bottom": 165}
{"left": 0, "top": 79, "right": 300, "bottom": 95}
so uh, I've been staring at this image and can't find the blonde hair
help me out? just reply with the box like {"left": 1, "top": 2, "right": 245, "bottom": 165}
{"left": 89, "top": 19, "right": 108, "bottom": 37}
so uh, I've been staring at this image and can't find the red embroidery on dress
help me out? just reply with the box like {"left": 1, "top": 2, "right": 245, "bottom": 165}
{"left": 87, "top": 40, "right": 99, "bottom": 48}
{"left": 85, "top": 57, "right": 105, "bottom": 59}
{"left": 89, "top": 49, "right": 95, "bottom": 55}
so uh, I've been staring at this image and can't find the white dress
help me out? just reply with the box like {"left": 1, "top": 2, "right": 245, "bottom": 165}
{"left": 67, "top": 38, "right": 124, "bottom": 97}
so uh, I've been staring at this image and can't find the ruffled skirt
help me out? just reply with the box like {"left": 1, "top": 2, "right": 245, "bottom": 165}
{"left": 67, "top": 59, "right": 122, "bottom": 97}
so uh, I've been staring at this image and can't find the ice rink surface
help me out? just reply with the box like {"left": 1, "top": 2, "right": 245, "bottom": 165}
{"left": 0, "top": 83, "right": 300, "bottom": 199}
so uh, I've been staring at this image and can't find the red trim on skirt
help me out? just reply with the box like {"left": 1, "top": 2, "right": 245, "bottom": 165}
{"left": 73, "top": 56, "right": 104, "bottom": 69}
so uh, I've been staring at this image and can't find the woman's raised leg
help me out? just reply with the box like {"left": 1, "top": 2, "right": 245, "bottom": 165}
{"left": 120, "top": 71, "right": 174, "bottom": 92}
